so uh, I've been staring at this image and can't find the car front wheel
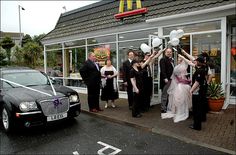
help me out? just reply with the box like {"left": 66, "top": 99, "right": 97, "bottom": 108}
{"left": 1, "top": 105, "right": 13, "bottom": 133}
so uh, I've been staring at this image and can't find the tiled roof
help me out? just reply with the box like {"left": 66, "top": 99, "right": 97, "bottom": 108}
{"left": 42, "top": 0, "right": 235, "bottom": 41}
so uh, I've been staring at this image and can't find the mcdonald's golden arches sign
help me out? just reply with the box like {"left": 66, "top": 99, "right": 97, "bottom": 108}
{"left": 114, "top": 0, "right": 148, "bottom": 20}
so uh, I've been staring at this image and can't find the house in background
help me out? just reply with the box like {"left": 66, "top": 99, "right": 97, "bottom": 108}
{"left": 0, "top": 31, "right": 23, "bottom": 46}
{"left": 41, "top": 0, "right": 236, "bottom": 108}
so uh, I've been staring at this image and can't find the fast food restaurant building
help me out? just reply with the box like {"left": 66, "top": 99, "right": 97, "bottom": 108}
{"left": 41, "top": 0, "right": 236, "bottom": 108}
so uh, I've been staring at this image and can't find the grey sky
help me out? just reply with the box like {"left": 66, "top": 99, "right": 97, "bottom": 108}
{"left": 1, "top": 1, "right": 99, "bottom": 36}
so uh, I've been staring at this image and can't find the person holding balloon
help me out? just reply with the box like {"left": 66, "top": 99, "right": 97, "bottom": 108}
{"left": 140, "top": 37, "right": 164, "bottom": 112}
{"left": 141, "top": 48, "right": 165, "bottom": 112}
{"left": 180, "top": 49, "right": 213, "bottom": 122}
{"left": 130, "top": 53, "right": 155, "bottom": 118}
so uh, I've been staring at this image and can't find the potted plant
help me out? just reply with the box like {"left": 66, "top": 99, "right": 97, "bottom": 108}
{"left": 207, "top": 82, "right": 225, "bottom": 112}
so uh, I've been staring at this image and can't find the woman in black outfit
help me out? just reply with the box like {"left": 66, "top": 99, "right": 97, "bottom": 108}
{"left": 130, "top": 59, "right": 144, "bottom": 117}
{"left": 130, "top": 53, "right": 155, "bottom": 117}
{"left": 100, "top": 59, "right": 119, "bottom": 108}
{"left": 141, "top": 49, "right": 164, "bottom": 112}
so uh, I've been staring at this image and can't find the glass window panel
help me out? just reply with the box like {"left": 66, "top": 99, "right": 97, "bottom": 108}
{"left": 230, "top": 86, "right": 236, "bottom": 97}
{"left": 119, "top": 29, "right": 158, "bottom": 41}
{"left": 46, "top": 50, "right": 63, "bottom": 78}
{"left": 45, "top": 43, "right": 62, "bottom": 50}
{"left": 192, "top": 32, "right": 221, "bottom": 83}
{"left": 87, "top": 35, "right": 116, "bottom": 45}
{"left": 64, "top": 39, "right": 85, "bottom": 47}
{"left": 154, "top": 83, "right": 158, "bottom": 95}
{"left": 64, "top": 47, "right": 86, "bottom": 77}
{"left": 87, "top": 44, "right": 117, "bottom": 68}
{"left": 64, "top": 47, "right": 86, "bottom": 88}
{"left": 65, "top": 79, "right": 87, "bottom": 88}
{"left": 163, "top": 20, "right": 221, "bottom": 35}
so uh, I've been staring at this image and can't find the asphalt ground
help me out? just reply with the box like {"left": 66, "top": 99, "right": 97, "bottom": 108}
{"left": 0, "top": 113, "right": 226, "bottom": 155}
{"left": 78, "top": 93, "right": 236, "bottom": 155}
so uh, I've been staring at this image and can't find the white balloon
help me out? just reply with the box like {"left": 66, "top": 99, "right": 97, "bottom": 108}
{"left": 152, "top": 37, "right": 162, "bottom": 47}
{"left": 176, "top": 29, "right": 184, "bottom": 38}
{"left": 169, "top": 30, "right": 178, "bottom": 40}
{"left": 140, "top": 43, "right": 151, "bottom": 53}
{"left": 170, "top": 38, "right": 180, "bottom": 46}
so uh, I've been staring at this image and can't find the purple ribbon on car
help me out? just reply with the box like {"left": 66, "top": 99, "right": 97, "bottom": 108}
{"left": 53, "top": 98, "right": 62, "bottom": 108}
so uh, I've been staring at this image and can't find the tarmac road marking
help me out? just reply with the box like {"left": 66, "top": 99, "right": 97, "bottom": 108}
{"left": 73, "top": 151, "right": 79, "bottom": 155}
{"left": 97, "top": 141, "right": 122, "bottom": 155}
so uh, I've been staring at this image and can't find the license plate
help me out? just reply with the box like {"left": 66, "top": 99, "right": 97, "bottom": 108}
{"left": 47, "top": 113, "right": 67, "bottom": 122}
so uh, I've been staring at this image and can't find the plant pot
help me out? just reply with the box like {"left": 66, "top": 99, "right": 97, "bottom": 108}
{"left": 208, "top": 98, "right": 225, "bottom": 112}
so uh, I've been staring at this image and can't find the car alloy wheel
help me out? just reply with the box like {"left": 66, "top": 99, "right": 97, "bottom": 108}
{"left": 2, "top": 108, "right": 9, "bottom": 130}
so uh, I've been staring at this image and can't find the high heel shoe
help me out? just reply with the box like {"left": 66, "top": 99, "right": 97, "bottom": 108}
{"left": 105, "top": 103, "right": 108, "bottom": 108}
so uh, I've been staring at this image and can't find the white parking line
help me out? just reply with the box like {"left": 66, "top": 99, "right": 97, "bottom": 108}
{"left": 97, "top": 141, "right": 122, "bottom": 155}
{"left": 73, "top": 151, "right": 79, "bottom": 155}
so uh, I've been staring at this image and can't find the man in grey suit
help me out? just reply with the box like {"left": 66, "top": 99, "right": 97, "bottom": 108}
{"left": 159, "top": 48, "right": 174, "bottom": 113}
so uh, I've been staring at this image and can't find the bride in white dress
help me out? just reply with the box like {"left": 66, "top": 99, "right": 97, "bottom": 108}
{"left": 161, "top": 55, "right": 192, "bottom": 123}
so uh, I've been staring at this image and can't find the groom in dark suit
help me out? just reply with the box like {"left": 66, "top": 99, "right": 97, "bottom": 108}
{"left": 79, "top": 52, "right": 102, "bottom": 112}
{"left": 122, "top": 50, "right": 135, "bottom": 110}
{"left": 160, "top": 48, "right": 174, "bottom": 113}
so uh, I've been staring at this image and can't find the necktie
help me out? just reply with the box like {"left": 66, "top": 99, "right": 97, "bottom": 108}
{"left": 94, "top": 62, "right": 99, "bottom": 71}
{"left": 170, "top": 58, "right": 174, "bottom": 68}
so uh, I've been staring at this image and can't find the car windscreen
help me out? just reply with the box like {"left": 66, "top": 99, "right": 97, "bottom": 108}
{"left": 2, "top": 71, "right": 49, "bottom": 88}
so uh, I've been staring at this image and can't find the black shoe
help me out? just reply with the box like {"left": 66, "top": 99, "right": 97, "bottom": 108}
{"left": 129, "top": 106, "right": 132, "bottom": 110}
{"left": 189, "top": 124, "right": 201, "bottom": 131}
{"left": 189, "top": 124, "right": 194, "bottom": 129}
{"left": 161, "top": 110, "right": 166, "bottom": 113}
{"left": 133, "top": 114, "right": 142, "bottom": 118}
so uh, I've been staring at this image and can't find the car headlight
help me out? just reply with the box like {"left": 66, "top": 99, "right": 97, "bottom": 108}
{"left": 69, "top": 95, "right": 79, "bottom": 102}
{"left": 19, "top": 102, "right": 38, "bottom": 112}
